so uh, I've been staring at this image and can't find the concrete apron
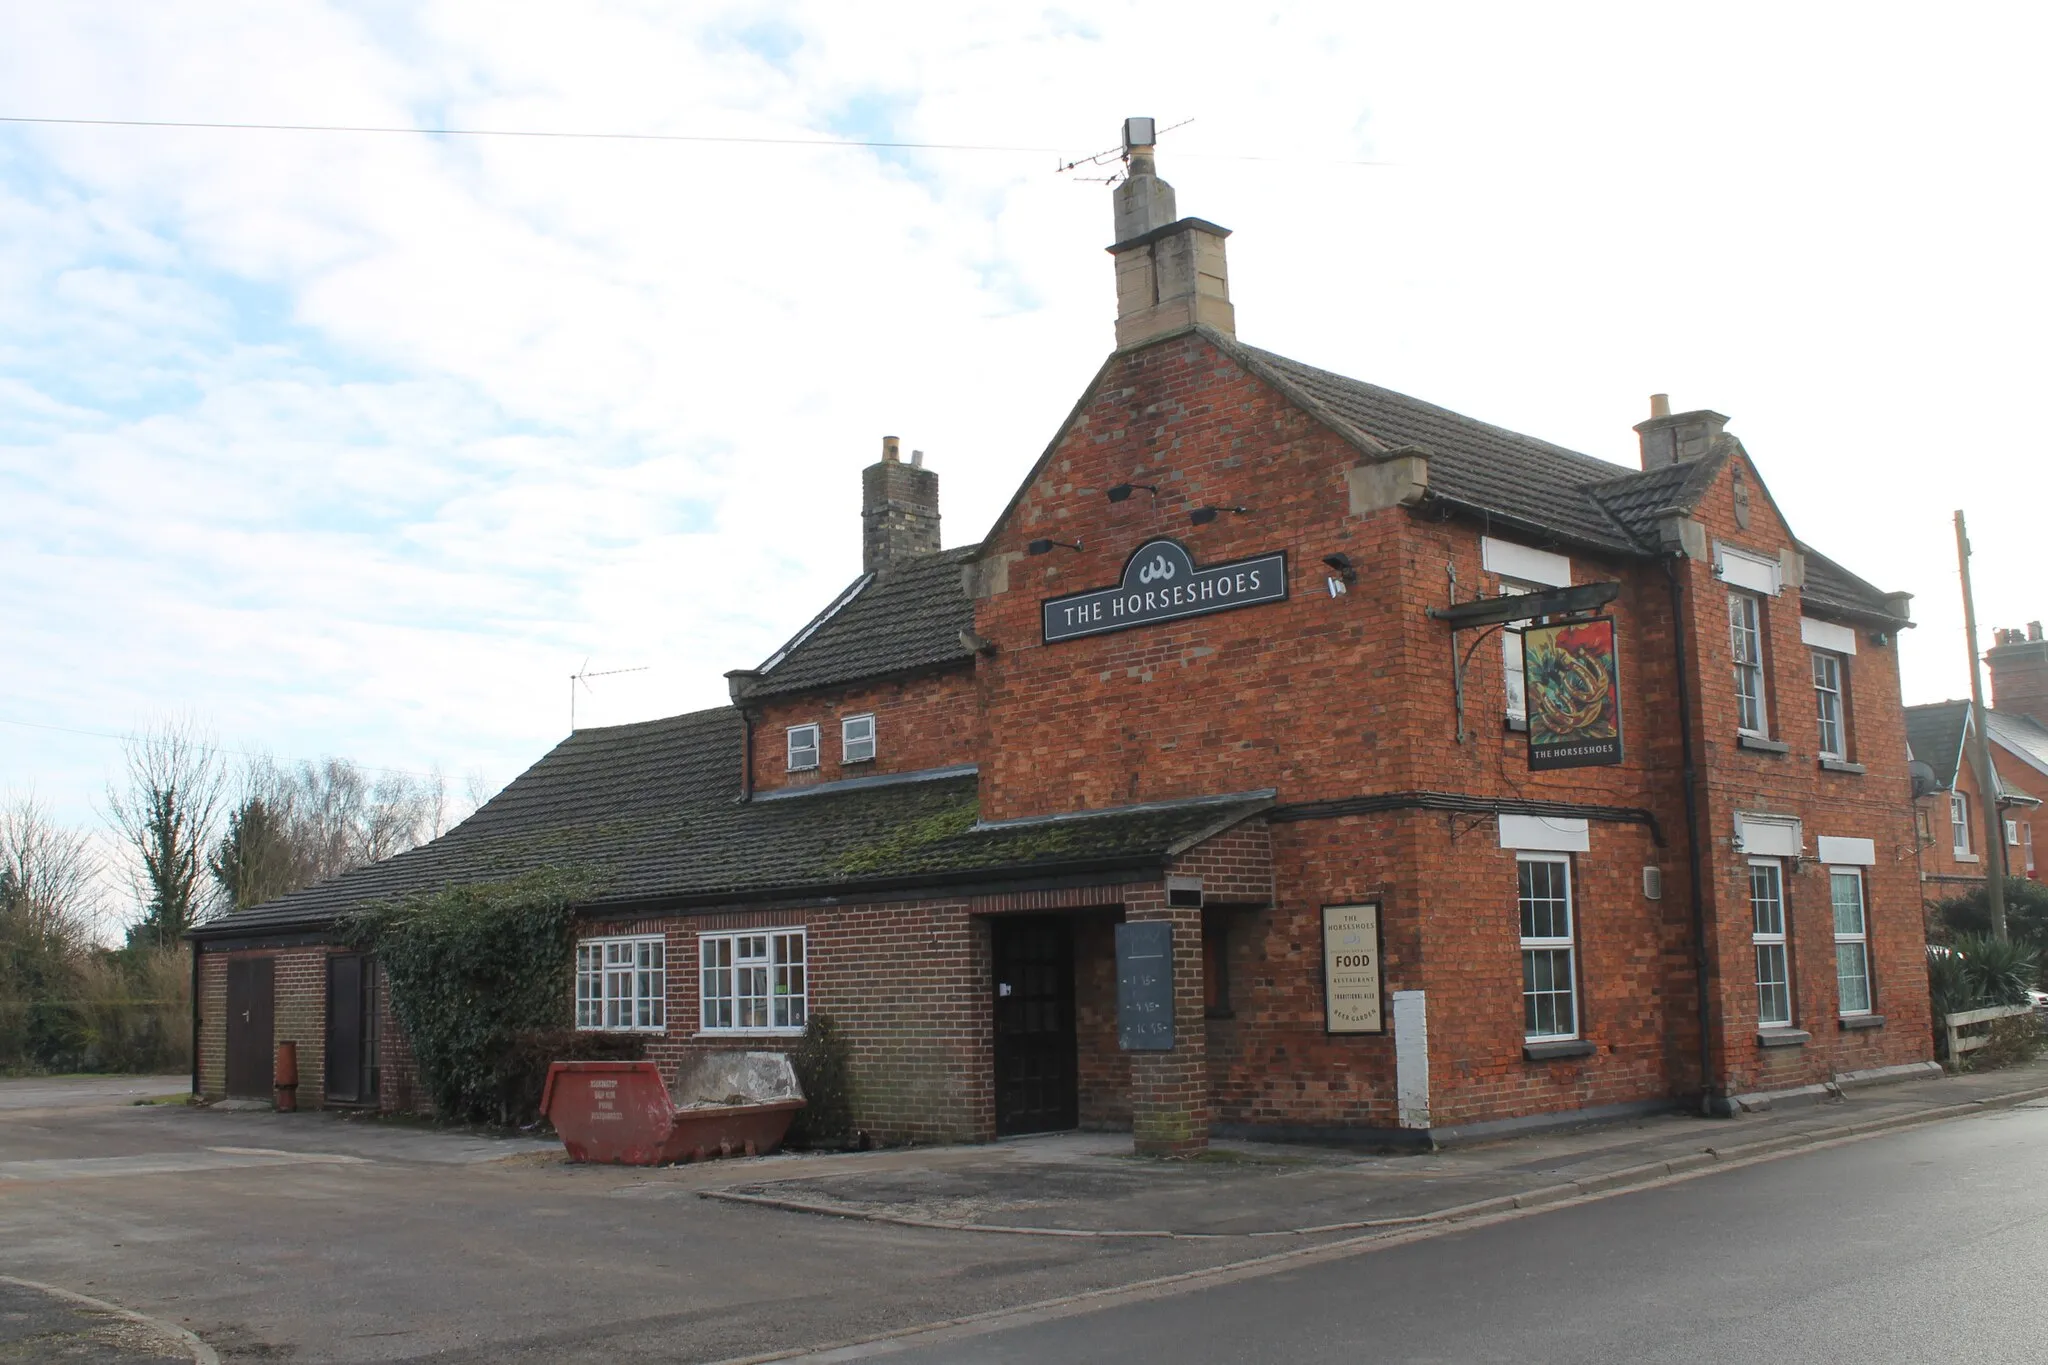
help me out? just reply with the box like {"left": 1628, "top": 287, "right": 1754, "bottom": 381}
{"left": 682, "top": 1061, "right": 2048, "bottom": 1240}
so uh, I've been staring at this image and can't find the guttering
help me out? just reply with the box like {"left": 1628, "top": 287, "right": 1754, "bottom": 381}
{"left": 1665, "top": 557, "right": 1716, "bottom": 1116}
{"left": 574, "top": 852, "right": 1173, "bottom": 918}
{"left": 1269, "top": 790, "right": 1664, "bottom": 848}
{"left": 974, "top": 788, "right": 1276, "bottom": 832}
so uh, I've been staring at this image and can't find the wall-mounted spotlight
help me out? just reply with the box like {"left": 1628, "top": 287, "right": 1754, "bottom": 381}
{"left": 1026, "top": 538, "right": 1084, "bottom": 556}
{"left": 1189, "top": 505, "right": 1251, "bottom": 526}
{"left": 1322, "top": 553, "right": 1358, "bottom": 585}
{"left": 1107, "top": 483, "right": 1159, "bottom": 503}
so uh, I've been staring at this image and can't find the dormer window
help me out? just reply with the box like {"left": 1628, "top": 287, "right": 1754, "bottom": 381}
{"left": 842, "top": 713, "right": 876, "bottom": 765}
{"left": 787, "top": 724, "right": 820, "bottom": 771}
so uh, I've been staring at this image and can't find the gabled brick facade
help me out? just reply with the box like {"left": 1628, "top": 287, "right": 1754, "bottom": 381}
{"left": 192, "top": 132, "right": 1933, "bottom": 1150}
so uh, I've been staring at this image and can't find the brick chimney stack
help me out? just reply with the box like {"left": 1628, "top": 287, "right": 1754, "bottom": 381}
{"left": 1108, "top": 117, "right": 1235, "bottom": 348}
{"left": 1988, "top": 620, "right": 2048, "bottom": 725}
{"left": 861, "top": 435, "right": 940, "bottom": 573}
{"left": 1633, "top": 394, "right": 1731, "bottom": 470}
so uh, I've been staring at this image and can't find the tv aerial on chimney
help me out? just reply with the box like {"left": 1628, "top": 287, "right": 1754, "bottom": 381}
{"left": 570, "top": 659, "right": 650, "bottom": 732}
{"left": 1056, "top": 116, "right": 1192, "bottom": 181}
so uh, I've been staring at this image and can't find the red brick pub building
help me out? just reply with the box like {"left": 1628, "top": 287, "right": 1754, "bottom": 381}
{"left": 191, "top": 128, "right": 1932, "bottom": 1151}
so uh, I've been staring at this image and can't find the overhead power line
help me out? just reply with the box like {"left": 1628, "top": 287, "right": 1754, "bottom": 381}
{"left": 0, "top": 114, "right": 1070, "bottom": 154}
{"left": 0, "top": 114, "right": 1391, "bottom": 165}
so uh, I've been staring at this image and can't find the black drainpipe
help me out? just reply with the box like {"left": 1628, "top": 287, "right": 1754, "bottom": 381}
{"left": 189, "top": 942, "right": 201, "bottom": 1098}
{"left": 739, "top": 710, "right": 755, "bottom": 802}
{"left": 1666, "top": 557, "right": 1715, "bottom": 1114}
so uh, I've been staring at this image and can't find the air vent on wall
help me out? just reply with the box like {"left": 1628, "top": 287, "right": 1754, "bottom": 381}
{"left": 1642, "top": 866, "right": 1664, "bottom": 901}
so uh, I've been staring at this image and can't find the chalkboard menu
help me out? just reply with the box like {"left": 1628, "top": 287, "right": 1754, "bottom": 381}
{"left": 1116, "top": 921, "right": 1175, "bottom": 1051}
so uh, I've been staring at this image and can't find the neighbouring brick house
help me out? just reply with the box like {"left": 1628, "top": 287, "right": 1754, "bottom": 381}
{"left": 1906, "top": 627, "right": 2048, "bottom": 911}
{"left": 190, "top": 122, "right": 1932, "bottom": 1149}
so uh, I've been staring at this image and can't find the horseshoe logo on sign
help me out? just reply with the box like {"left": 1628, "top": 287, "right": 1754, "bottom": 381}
{"left": 1137, "top": 554, "right": 1176, "bottom": 585}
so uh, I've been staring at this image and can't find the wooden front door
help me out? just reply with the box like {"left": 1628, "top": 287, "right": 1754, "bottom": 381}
{"left": 992, "top": 916, "right": 1079, "bottom": 1136}
{"left": 224, "top": 957, "right": 275, "bottom": 1099}
{"left": 324, "top": 954, "right": 379, "bottom": 1105}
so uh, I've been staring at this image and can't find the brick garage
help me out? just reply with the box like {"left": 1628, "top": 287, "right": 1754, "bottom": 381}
{"left": 192, "top": 129, "right": 1934, "bottom": 1149}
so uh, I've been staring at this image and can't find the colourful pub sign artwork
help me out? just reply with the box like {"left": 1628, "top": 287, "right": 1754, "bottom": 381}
{"left": 1523, "top": 616, "right": 1624, "bottom": 770}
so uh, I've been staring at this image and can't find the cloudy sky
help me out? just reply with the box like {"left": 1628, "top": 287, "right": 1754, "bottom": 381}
{"left": 4, "top": 2, "right": 2045, "bottom": 910}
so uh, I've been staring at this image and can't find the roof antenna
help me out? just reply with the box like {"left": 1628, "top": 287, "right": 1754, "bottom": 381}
{"left": 570, "top": 660, "right": 650, "bottom": 732}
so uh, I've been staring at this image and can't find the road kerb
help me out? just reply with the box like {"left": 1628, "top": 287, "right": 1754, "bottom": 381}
{"left": 700, "top": 1074, "right": 2048, "bottom": 1246}
{"left": 0, "top": 1274, "right": 218, "bottom": 1364}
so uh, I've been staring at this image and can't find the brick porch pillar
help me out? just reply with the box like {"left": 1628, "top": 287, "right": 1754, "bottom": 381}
{"left": 1125, "top": 895, "right": 1208, "bottom": 1155}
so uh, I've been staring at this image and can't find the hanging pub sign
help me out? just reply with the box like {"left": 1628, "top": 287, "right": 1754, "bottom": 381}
{"left": 1042, "top": 538, "right": 1287, "bottom": 643}
{"left": 1523, "top": 615, "right": 1624, "bottom": 770}
{"left": 1322, "top": 902, "right": 1383, "bottom": 1034}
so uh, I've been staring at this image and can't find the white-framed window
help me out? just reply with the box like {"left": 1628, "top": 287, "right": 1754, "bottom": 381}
{"left": 1500, "top": 579, "right": 1541, "bottom": 724}
{"left": 2007, "top": 818, "right": 2022, "bottom": 848}
{"left": 1830, "top": 868, "right": 1872, "bottom": 1016}
{"left": 842, "top": 713, "right": 876, "bottom": 764}
{"left": 1812, "top": 650, "right": 1846, "bottom": 758}
{"left": 787, "top": 723, "right": 820, "bottom": 771}
{"left": 1750, "top": 859, "right": 1792, "bottom": 1028}
{"left": 1730, "top": 592, "right": 1768, "bottom": 735}
{"left": 700, "top": 929, "right": 807, "bottom": 1033}
{"left": 575, "top": 935, "right": 666, "bottom": 1031}
{"left": 1951, "top": 792, "right": 1972, "bottom": 856}
{"left": 2026, "top": 822, "right": 2037, "bottom": 875}
{"left": 1518, "top": 854, "right": 1577, "bottom": 1041}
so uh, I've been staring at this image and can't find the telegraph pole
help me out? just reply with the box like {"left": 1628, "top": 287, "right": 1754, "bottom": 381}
{"left": 1955, "top": 510, "right": 2009, "bottom": 940}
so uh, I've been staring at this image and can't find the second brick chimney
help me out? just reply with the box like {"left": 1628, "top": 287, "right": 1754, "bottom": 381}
{"left": 861, "top": 435, "right": 940, "bottom": 572}
{"left": 1989, "top": 621, "right": 2048, "bottom": 726}
{"left": 1107, "top": 117, "right": 1235, "bottom": 349}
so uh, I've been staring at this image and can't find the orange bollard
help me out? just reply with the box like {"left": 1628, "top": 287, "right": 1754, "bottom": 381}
{"left": 274, "top": 1040, "right": 299, "bottom": 1112}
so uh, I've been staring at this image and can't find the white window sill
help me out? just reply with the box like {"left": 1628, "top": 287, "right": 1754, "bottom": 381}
{"left": 574, "top": 1025, "right": 668, "bottom": 1035}
{"left": 693, "top": 1029, "right": 806, "bottom": 1040}
{"left": 1523, "top": 1038, "right": 1595, "bottom": 1061}
{"left": 1954, "top": 851, "right": 1980, "bottom": 863}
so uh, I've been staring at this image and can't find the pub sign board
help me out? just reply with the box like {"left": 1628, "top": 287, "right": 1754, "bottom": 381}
{"left": 1043, "top": 538, "right": 1287, "bottom": 644}
{"left": 1322, "top": 902, "right": 1383, "bottom": 1034}
{"left": 1115, "top": 920, "right": 1175, "bottom": 1051}
{"left": 1522, "top": 615, "right": 1625, "bottom": 771}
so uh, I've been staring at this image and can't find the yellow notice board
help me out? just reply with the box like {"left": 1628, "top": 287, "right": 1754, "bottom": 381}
{"left": 1322, "top": 902, "right": 1383, "bottom": 1034}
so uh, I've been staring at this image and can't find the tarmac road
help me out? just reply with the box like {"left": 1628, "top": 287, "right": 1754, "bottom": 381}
{"left": 870, "top": 1100, "right": 2048, "bottom": 1364}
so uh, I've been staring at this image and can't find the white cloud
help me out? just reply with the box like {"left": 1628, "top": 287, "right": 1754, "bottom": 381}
{"left": 2, "top": 1, "right": 2044, "bottom": 922}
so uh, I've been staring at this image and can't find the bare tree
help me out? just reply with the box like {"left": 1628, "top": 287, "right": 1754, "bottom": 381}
{"left": 210, "top": 754, "right": 448, "bottom": 912}
{"left": 104, "top": 721, "right": 227, "bottom": 946}
{"left": 0, "top": 795, "right": 100, "bottom": 952}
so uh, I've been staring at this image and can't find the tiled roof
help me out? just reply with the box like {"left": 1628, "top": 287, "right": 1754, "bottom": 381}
{"left": 1986, "top": 710, "right": 2048, "bottom": 785}
{"left": 1907, "top": 700, "right": 1972, "bottom": 790}
{"left": 192, "top": 705, "right": 1265, "bottom": 939}
{"left": 738, "top": 545, "right": 980, "bottom": 700}
{"left": 1226, "top": 337, "right": 1906, "bottom": 623}
{"left": 1238, "top": 344, "right": 1641, "bottom": 552}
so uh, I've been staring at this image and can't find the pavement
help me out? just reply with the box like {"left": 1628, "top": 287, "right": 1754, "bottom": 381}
{"left": 698, "top": 1059, "right": 2048, "bottom": 1239}
{"left": 2, "top": 1061, "right": 2046, "bottom": 1362}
